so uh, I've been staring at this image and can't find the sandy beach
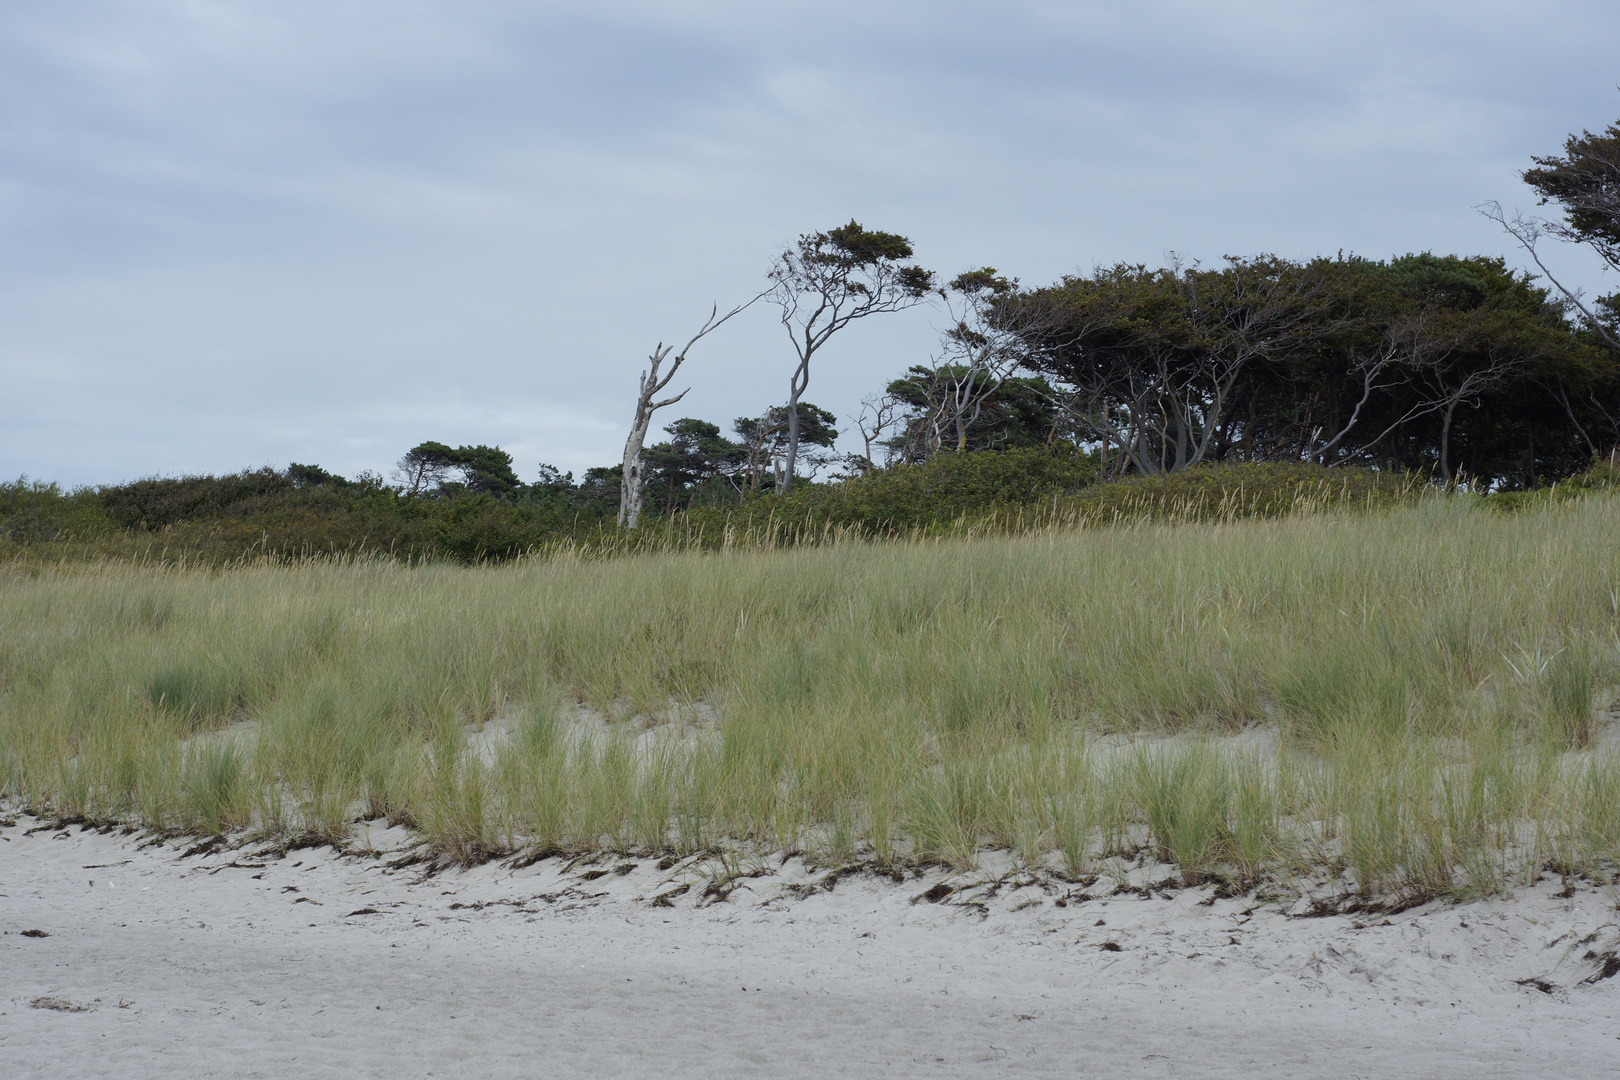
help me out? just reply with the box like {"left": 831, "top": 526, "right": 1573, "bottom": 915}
{"left": 3, "top": 814, "right": 1617, "bottom": 1079}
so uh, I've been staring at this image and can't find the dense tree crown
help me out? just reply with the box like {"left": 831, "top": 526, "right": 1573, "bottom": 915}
{"left": 994, "top": 254, "right": 1614, "bottom": 487}
{"left": 395, "top": 442, "right": 523, "bottom": 496}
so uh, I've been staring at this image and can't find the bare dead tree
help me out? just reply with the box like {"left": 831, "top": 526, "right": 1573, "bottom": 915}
{"left": 618, "top": 298, "right": 758, "bottom": 528}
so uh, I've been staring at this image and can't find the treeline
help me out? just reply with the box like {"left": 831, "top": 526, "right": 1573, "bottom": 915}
{"left": 6, "top": 106, "right": 1619, "bottom": 563}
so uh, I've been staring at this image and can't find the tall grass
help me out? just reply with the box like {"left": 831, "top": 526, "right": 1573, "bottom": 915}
{"left": 1, "top": 489, "right": 1616, "bottom": 900}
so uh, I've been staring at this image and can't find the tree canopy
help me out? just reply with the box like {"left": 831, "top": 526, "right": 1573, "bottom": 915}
{"left": 999, "top": 253, "right": 1607, "bottom": 486}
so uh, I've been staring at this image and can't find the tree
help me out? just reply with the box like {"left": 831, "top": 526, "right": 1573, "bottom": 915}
{"left": 394, "top": 441, "right": 457, "bottom": 495}
{"left": 619, "top": 299, "right": 758, "bottom": 529}
{"left": 392, "top": 442, "right": 521, "bottom": 497}
{"left": 579, "top": 465, "right": 623, "bottom": 508}
{"left": 1015, "top": 257, "right": 1345, "bottom": 475}
{"left": 452, "top": 445, "right": 522, "bottom": 496}
{"left": 887, "top": 267, "right": 1071, "bottom": 459}
{"left": 1001, "top": 253, "right": 1597, "bottom": 485}
{"left": 532, "top": 463, "right": 574, "bottom": 496}
{"left": 1482, "top": 107, "right": 1620, "bottom": 354}
{"left": 929, "top": 269, "right": 1028, "bottom": 454}
{"left": 286, "top": 462, "right": 345, "bottom": 489}
{"left": 883, "top": 366, "right": 1058, "bottom": 460}
{"left": 642, "top": 418, "right": 746, "bottom": 512}
{"left": 765, "top": 221, "right": 933, "bottom": 484}
{"left": 850, "top": 391, "right": 907, "bottom": 471}
{"left": 733, "top": 403, "right": 839, "bottom": 492}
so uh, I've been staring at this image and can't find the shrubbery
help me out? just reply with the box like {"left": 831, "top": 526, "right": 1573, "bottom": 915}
{"left": 9, "top": 451, "right": 1616, "bottom": 566}
{"left": 0, "top": 472, "right": 615, "bottom": 565}
{"left": 683, "top": 447, "right": 1102, "bottom": 538}
{"left": 0, "top": 479, "right": 118, "bottom": 544}
{"left": 644, "top": 457, "right": 1427, "bottom": 551}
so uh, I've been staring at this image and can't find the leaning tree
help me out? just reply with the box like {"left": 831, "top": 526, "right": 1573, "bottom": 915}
{"left": 619, "top": 299, "right": 757, "bottom": 528}
{"left": 765, "top": 221, "right": 933, "bottom": 485}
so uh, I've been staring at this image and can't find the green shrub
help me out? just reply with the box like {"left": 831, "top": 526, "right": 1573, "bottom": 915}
{"left": 0, "top": 455, "right": 1425, "bottom": 567}
{"left": 97, "top": 468, "right": 296, "bottom": 529}
{"left": 1486, "top": 457, "right": 1620, "bottom": 512}
{"left": 683, "top": 447, "right": 1101, "bottom": 538}
{"left": 0, "top": 479, "right": 118, "bottom": 543}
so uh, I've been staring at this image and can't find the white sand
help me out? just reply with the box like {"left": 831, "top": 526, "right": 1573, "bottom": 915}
{"left": 3, "top": 815, "right": 1617, "bottom": 1079}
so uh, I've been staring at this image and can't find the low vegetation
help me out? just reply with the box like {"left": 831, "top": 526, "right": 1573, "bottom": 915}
{"left": 1, "top": 455, "right": 1440, "bottom": 565}
{"left": 3, "top": 483, "right": 1617, "bottom": 905}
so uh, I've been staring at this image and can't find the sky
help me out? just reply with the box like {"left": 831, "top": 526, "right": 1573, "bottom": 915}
{"left": 3, "top": 0, "right": 1618, "bottom": 487}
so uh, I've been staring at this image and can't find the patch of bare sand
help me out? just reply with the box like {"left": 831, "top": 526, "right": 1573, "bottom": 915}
{"left": 2, "top": 815, "right": 1617, "bottom": 1079}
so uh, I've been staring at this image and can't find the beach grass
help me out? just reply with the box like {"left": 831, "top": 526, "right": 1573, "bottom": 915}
{"left": 2, "top": 487, "right": 1617, "bottom": 902}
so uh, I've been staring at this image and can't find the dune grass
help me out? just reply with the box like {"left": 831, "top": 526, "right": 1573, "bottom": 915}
{"left": 1, "top": 489, "right": 1617, "bottom": 902}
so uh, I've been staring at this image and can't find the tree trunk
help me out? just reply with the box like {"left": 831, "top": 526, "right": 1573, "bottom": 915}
{"left": 1439, "top": 397, "right": 1459, "bottom": 483}
{"left": 783, "top": 355, "right": 809, "bottom": 491}
{"left": 618, "top": 406, "right": 654, "bottom": 529}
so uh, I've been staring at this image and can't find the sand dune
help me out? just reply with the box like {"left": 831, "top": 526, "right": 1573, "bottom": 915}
{"left": 3, "top": 815, "right": 1617, "bottom": 1079}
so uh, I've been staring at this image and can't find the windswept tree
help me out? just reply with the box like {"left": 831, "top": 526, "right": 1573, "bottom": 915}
{"left": 1015, "top": 256, "right": 1348, "bottom": 475}
{"left": 394, "top": 441, "right": 458, "bottom": 495}
{"left": 766, "top": 221, "right": 933, "bottom": 484}
{"left": 393, "top": 442, "right": 521, "bottom": 497}
{"left": 619, "top": 299, "right": 758, "bottom": 528}
{"left": 286, "top": 462, "right": 345, "bottom": 489}
{"left": 1482, "top": 104, "right": 1620, "bottom": 463}
{"left": 1003, "top": 253, "right": 1595, "bottom": 485}
{"left": 889, "top": 268, "right": 1071, "bottom": 458}
{"left": 450, "top": 445, "right": 523, "bottom": 495}
{"left": 1483, "top": 106, "right": 1620, "bottom": 354}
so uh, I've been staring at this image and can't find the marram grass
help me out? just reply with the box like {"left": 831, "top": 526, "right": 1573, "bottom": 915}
{"left": 2, "top": 491, "right": 1617, "bottom": 902}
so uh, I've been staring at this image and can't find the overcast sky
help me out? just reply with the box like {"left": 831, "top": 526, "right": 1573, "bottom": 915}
{"left": 4, "top": 1, "right": 1618, "bottom": 487}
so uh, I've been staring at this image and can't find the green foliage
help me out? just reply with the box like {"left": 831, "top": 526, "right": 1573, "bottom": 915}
{"left": 0, "top": 478, "right": 118, "bottom": 543}
{"left": 687, "top": 447, "right": 1102, "bottom": 537}
{"left": 1480, "top": 456, "right": 1620, "bottom": 512}
{"left": 0, "top": 455, "right": 1443, "bottom": 566}
{"left": 98, "top": 469, "right": 296, "bottom": 529}
{"left": 643, "top": 418, "right": 747, "bottom": 513}
{"left": 1015, "top": 252, "right": 1610, "bottom": 486}
{"left": 883, "top": 367, "right": 1058, "bottom": 458}
{"left": 451, "top": 445, "right": 523, "bottom": 496}
{"left": 1523, "top": 117, "right": 1620, "bottom": 251}
{"left": 399, "top": 442, "right": 522, "bottom": 497}
{"left": 286, "top": 463, "right": 346, "bottom": 488}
